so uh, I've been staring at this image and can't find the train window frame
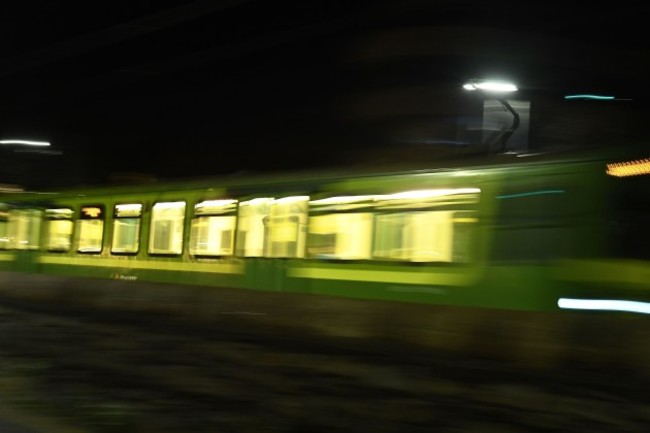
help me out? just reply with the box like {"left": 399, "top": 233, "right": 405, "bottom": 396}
{"left": 371, "top": 188, "right": 480, "bottom": 263}
{"left": 307, "top": 195, "right": 375, "bottom": 260}
{"left": 0, "top": 207, "right": 8, "bottom": 249}
{"left": 44, "top": 208, "right": 74, "bottom": 253}
{"left": 265, "top": 196, "right": 309, "bottom": 258}
{"left": 148, "top": 201, "right": 186, "bottom": 256}
{"left": 77, "top": 205, "right": 105, "bottom": 254}
{"left": 372, "top": 210, "right": 456, "bottom": 262}
{"left": 9, "top": 209, "right": 43, "bottom": 250}
{"left": 8, "top": 209, "right": 43, "bottom": 250}
{"left": 189, "top": 199, "right": 238, "bottom": 257}
{"left": 111, "top": 203, "right": 143, "bottom": 255}
{"left": 235, "top": 197, "right": 273, "bottom": 257}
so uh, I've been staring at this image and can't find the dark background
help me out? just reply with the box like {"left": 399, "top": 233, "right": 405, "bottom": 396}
{"left": 1, "top": 1, "right": 649, "bottom": 189}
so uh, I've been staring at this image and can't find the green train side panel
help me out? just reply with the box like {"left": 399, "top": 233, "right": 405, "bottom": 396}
{"left": 284, "top": 260, "right": 565, "bottom": 311}
{"left": 37, "top": 255, "right": 245, "bottom": 288}
{"left": 0, "top": 251, "right": 15, "bottom": 271}
{"left": 1, "top": 154, "right": 632, "bottom": 314}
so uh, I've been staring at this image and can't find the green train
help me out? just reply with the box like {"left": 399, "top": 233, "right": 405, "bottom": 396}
{"left": 1, "top": 149, "right": 649, "bottom": 316}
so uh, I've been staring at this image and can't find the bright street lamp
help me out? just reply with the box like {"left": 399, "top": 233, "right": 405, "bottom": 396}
{"left": 463, "top": 79, "right": 518, "bottom": 93}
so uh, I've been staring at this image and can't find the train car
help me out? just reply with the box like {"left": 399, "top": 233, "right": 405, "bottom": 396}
{"left": 3, "top": 148, "right": 650, "bottom": 374}
{"left": 4, "top": 148, "right": 648, "bottom": 314}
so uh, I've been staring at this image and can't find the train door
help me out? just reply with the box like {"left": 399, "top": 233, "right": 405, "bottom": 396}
{"left": 7, "top": 208, "right": 43, "bottom": 272}
{"left": 236, "top": 196, "right": 308, "bottom": 291}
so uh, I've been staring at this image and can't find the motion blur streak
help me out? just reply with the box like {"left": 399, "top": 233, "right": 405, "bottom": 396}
{"left": 606, "top": 158, "right": 650, "bottom": 177}
{"left": 558, "top": 298, "right": 650, "bottom": 315}
{"left": 0, "top": 139, "right": 50, "bottom": 146}
{"left": 496, "top": 189, "right": 565, "bottom": 199}
{"left": 564, "top": 94, "right": 615, "bottom": 100}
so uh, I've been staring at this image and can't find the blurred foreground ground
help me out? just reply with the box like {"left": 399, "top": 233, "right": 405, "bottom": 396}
{"left": 0, "top": 302, "right": 648, "bottom": 433}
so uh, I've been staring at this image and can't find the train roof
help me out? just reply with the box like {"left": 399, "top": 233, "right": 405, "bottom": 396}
{"left": 0, "top": 146, "right": 625, "bottom": 202}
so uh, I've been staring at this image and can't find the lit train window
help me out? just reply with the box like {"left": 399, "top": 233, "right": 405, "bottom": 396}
{"left": 77, "top": 206, "right": 104, "bottom": 253}
{"left": 45, "top": 208, "right": 73, "bottom": 252}
{"left": 235, "top": 196, "right": 309, "bottom": 258}
{"left": 373, "top": 211, "right": 455, "bottom": 261}
{"left": 190, "top": 200, "right": 237, "bottom": 256}
{"left": 235, "top": 198, "right": 273, "bottom": 257}
{"left": 149, "top": 201, "right": 186, "bottom": 255}
{"left": 372, "top": 188, "right": 480, "bottom": 262}
{"left": 0, "top": 208, "right": 8, "bottom": 249}
{"left": 307, "top": 196, "right": 374, "bottom": 260}
{"left": 7, "top": 209, "right": 42, "bottom": 250}
{"left": 111, "top": 203, "right": 142, "bottom": 254}
{"left": 266, "top": 196, "right": 309, "bottom": 258}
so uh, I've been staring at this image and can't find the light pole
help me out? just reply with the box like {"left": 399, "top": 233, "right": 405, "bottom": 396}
{"left": 463, "top": 79, "right": 523, "bottom": 153}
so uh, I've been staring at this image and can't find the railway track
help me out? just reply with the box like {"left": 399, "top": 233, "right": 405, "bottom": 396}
{"left": 0, "top": 301, "right": 648, "bottom": 433}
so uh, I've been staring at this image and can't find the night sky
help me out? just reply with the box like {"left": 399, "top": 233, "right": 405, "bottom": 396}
{"left": 1, "top": 1, "right": 649, "bottom": 189}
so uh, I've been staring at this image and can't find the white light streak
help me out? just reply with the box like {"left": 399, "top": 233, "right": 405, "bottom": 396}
{"left": 463, "top": 80, "right": 518, "bottom": 93}
{"left": 196, "top": 199, "right": 237, "bottom": 209}
{"left": 558, "top": 298, "right": 650, "bottom": 315}
{"left": 310, "top": 195, "right": 376, "bottom": 205}
{"left": 153, "top": 201, "right": 186, "bottom": 210}
{"left": 115, "top": 204, "right": 142, "bottom": 212}
{"left": 382, "top": 188, "right": 481, "bottom": 200}
{"left": 0, "top": 139, "right": 51, "bottom": 146}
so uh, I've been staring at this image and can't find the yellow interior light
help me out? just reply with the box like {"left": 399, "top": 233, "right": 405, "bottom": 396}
{"left": 310, "top": 195, "right": 376, "bottom": 205}
{"left": 606, "top": 158, "right": 650, "bottom": 177}
{"left": 81, "top": 207, "right": 102, "bottom": 218}
{"left": 115, "top": 203, "right": 142, "bottom": 218}
{"left": 382, "top": 188, "right": 480, "bottom": 201}
{"left": 116, "top": 203, "right": 142, "bottom": 212}
{"left": 153, "top": 201, "right": 185, "bottom": 210}
{"left": 240, "top": 198, "right": 274, "bottom": 206}
{"left": 195, "top": 199, "right": 237, "bottom": 209}
{"left": 46, "top": 208, "right": 73, "bottom": 219}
